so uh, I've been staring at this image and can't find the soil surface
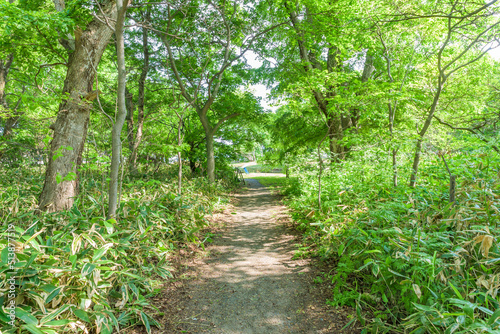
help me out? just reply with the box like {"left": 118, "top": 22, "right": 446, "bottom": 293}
{"left": 154, "top": 179, "right": 356, "bottom": 333}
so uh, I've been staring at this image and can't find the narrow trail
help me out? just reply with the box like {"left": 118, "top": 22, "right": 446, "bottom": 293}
{"left": 159, "top": 179, "right": 354, "bottom": 333}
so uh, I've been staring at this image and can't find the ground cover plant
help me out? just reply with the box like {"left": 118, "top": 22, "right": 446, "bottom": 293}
{"left": 0, "top": 165, "right": 236, "bottom": 334}
{"left": 277, "top": 146, "right": 500, "bottom": 333}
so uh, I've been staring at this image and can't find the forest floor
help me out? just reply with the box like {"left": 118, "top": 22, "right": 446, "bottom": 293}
{"left": 148, "top": 179, "right": 357, "bottom": 333}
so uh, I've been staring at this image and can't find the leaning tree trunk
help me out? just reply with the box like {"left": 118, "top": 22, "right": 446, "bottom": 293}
{"left": 38, "top": 2, "right": 117, "bottom": 212}
{"left": 409, "top": 84, "right": 444, "bottom": 187}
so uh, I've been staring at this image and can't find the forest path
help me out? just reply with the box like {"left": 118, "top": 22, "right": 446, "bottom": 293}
{"left": 158, "top": 179, "right": 353, "bottom": 333}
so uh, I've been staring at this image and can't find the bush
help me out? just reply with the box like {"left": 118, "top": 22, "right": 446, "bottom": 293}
{"left": 281, "top": 148, "right": 500, "bottom": 333}
{"left": 0, "top": 166, "right": 232, "bottom": 333}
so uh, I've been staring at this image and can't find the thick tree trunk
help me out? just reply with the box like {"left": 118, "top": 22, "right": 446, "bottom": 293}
{"left": 107, "top": 0, "right": 128, "bottom": 219}
{"left": 205, "top": 131, "right": 215, "bottom": 183}
{"left": 189, "top": 157, "right": 197, "bottom": 174}
{"left": 38, "top": 2, "right": 117, "bottom": 212}
{"left": 327, "top": 115, "right": 344, "bottom": 164}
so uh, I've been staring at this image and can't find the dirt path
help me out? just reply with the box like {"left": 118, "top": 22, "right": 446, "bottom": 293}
{"left": 158, "top": 179, "right": 355, "bottom": 333}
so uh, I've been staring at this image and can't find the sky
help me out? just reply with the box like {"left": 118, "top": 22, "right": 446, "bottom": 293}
{"left": 245, "top": 51, "right": 278, "bottom": 112}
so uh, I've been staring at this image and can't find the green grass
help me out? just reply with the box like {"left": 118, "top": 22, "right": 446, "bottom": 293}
{"left": 249, "top": 175, "right": 292, "bottom": 188}
{"left": 234, "top": 164, "right": 284, "bottom": 173}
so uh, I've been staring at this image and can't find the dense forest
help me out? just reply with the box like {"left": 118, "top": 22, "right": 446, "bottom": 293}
{"left": 1, "top": 0, "right": 500, "bottom": 333}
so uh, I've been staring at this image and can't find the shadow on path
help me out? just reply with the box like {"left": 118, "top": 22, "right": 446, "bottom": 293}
{"left": 161, "top": 179, "right": 354, "bottom": 334}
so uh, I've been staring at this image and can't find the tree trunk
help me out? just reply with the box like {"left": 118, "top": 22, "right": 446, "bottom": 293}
{"left": 189, "top": 157, "right": 197, "bottom": 174}
{"left": 392, "top": 148, "right": 398, "bottom": 187}
{"left": 388, "top": 102, "right": 398, "bottom": 187}
{"left": 38, "top": 1, "right": 117, "bottom": 212}
{"left": 177, "top": 117, "right": 183, "bottom": 195}
{"left": 205, "top": 130, "right": 215, "bottom": 183}
{"left": 108, "top": 0, "right": 129, "bottom": 219}
{"left": 0, "top": 55, "right": 13, "bottom": 114}
{"left": 125, "top": 87, "right": 135, "bottom": 153}
{"left": 327, "top": 115, "right": 344, "bottom": 164}
{"left": 0, "top": 55, "right": 15, "bottom": 138}
{"left": 409, "top": 138, "right": 423, "bottom": 187}
{"left": 317, "top": 132, "right": 328, "bottom": 211}
{"left": 409, "top": 83, "right": 443, "bottom": 187}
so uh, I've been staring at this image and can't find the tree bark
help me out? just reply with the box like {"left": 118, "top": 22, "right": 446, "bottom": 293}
{"left": 0, "top": 55, "right": 13, "bottom": 113}
{"left": 201, "top": 123, "right": 215, "bottom": 183}
{"left": 108, "top": 0, "right": 129, "bottom": 219}
{"left": 125, "top": 87, "right": 135, "bottom": 153}
{"left": 317, "top": 132, "right": 328, "bottom": 211}
{"left": 409, "top": 84, "right": 443, "bottom": 187}
{"left": 38, "top": 1, "right": 117, "bottom": 212}
{"left": 177, "top": 116, "right": 183, "bottom": 195}
{"left": 0, "top": 55, "right": 15, "bottom": 138}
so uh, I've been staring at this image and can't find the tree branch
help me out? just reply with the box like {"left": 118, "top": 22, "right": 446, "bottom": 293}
{"left": 213, "top": 112, "right": 240, "bottom": 134}
{"left": 433, "top": 115, "right": 499, "bottom": 152}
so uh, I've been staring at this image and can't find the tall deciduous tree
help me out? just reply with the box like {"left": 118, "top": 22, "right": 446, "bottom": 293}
{"left": 38, "top": 1, "right": 117, "bottom": 212}
{"left": 108, "top": 0, "right": 131, "bottom": 218}
{"left": 403, "top": 0, "right": 500, "bottom": 186}
{"left": 158, "top": 0, "right": 281, "bottom": 182}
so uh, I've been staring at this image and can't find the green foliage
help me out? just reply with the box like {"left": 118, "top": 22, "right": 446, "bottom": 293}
{"left": 0, "top": 166, "right": 233, "bottom": 333}
{"left": 280, "top": 143, "right": 500, "bottom": 333}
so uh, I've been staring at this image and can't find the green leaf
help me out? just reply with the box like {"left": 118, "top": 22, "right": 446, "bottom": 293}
{"left": 412, "top": 303, "right": 436, "bottom": 313}
{"left": 449, "top": 282, "right": 463, "bottom": 299}
{"left": 1, "top": 247, "right": 8, "bottom": 264}
{"left": 45, "top": 287, "right": 62, "bottom": 304}
{"left": 22, "top": 324, "right": 44, "bottom": 334}
{"left": 42, "top": 319, "right": 72, "bottom": 326}
{"left": 69, "top": 254, "right": 77, "bottom": 269}
{"left": 73, "top": 309, "right": 90, "bottom": 322}
{"left": 444, "top": 323, "right": 459, "bottom": 334}
{"left": 337, "top": 243, "right": 344, "bottom": 256}
{"left": 40, "top": 284, "right": 57, "bottom": 294}
{"left": 140, "top": 312, "right": 151, "bottom": 334}
{"left": 81, "top": 263, "right": 96, "bottom": 277}
{"left": 103, "top": 221, "right": 114, "bottom": 234}
{"left": 488, "top": 308, "right": 500, "bottom": 325}
{"left": 40, "top": 305, "right": 70, "bottom": 324}
{"left": 92, "top": 243, "right": 113, "bottom": 262}
{"left": 16, "top": 307, "right": 38, "bottom": 325}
